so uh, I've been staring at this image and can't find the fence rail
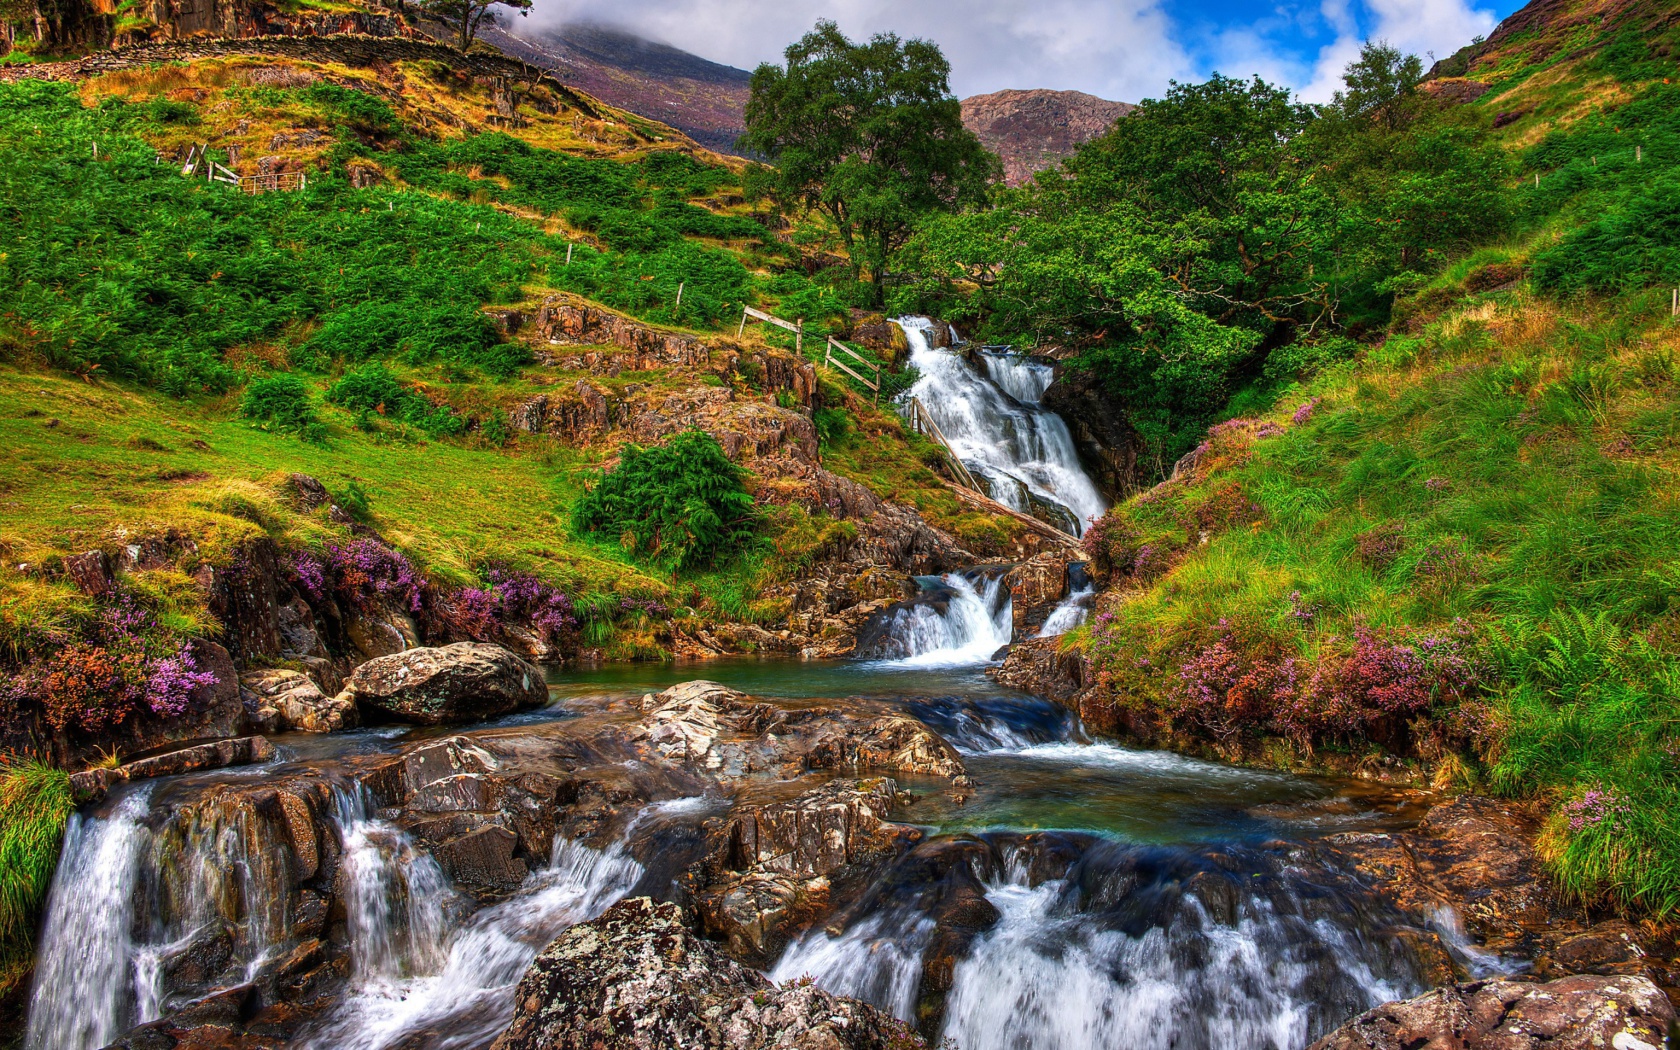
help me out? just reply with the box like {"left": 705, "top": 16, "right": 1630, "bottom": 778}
{"left": 239, "top": 172, "right": 307, "bottom": 194}
{"left": 738, "top": 305, "right": 803, "bottom": 352}
{"left": 905, "top": 395, "right": 980, "bottom": 490}
{"left": 824, "top": 335, "right": 881, "bottom": 401}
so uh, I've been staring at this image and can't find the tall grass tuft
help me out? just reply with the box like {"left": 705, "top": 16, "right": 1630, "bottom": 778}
{"left": 0, "top": 758, "right": 73, "bottom": 970}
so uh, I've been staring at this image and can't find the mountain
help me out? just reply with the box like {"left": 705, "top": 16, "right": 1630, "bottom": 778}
{"left": 479, "top": 20, "right": 753, "bottom": 154}
{"left": 960, "top": 88, "right": 1135, "bottom": 185}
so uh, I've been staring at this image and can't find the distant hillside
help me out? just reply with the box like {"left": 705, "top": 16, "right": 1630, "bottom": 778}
{"left": 482, "top": 21, "right": 753, "bottom": 155}
{"left": 960, "top": 88, "right": 1135, "bottom": 185}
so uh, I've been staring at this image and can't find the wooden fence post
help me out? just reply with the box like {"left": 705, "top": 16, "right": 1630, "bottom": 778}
{"left": 796, "top": 319, "right": 803, "bottom": 354}
{"left": 565, "top": 243, "right": 573, "bottom": 267}
{"left": 738, "top": 306, "right": 749, "bottom": 339}
{"left": 675, "top": 282, "right": 684, "bottom": 308}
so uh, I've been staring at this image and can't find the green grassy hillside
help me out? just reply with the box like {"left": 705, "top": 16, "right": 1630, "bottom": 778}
{"left": 1059, "top": 10, "right": 1680, "bottom": 913}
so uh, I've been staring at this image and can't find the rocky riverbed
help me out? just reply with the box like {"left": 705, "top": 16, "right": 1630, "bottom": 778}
{"left": 23, "top": 665, "right": 1679, "bottom": 1050}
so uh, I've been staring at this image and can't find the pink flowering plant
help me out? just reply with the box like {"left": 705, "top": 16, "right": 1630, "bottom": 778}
{"left": 286, "top": 538, "right": 426, "bottom": 613}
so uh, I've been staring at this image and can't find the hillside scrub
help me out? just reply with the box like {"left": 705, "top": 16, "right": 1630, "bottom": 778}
{"left": 571, "top": 430, "right": 760, "bottom": 573}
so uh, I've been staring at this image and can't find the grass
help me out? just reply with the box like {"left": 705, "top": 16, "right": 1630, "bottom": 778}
{"left": 0, "top": 758, "right": 72, "bottom": 995}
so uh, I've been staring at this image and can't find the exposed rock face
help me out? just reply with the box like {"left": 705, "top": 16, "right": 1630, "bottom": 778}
{"left": 491, "top": 897, "right": 921, "bottom": 1050}
{"left": 241, "top": 668, "right": 357, "bottom": 733}
{"left": 1001, "top": 549, "right": 1081, "bottom": 634}
{"left": 1307, "top": 974, "right": 1675, "bottom": 1050}
{"left": 990, "top": 634, "right": 1093, "bottom": 708}
{"left": 960, "top": 88, "right": 1134, "bottom": 185}
{"left": 1326, "top": 796, "right": 1582, "bottom": 958}
{"left": 69, "top": 735, "right": 275, "bottom": 803}
{"left": 697, "top": 778, "right": 920, "bottom": 963}
{"left": 343, "top": 642, "right": 548, "bottom": 725}
{"left": 1042, "top": 366, "right": 1142, "bottom": 496}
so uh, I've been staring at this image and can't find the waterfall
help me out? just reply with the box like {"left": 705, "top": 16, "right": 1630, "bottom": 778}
{"left": 1038, "top": 581, "right": 1096, "bottom": 638}
{"left": 26, "top": 785, "right": 303, "bottom": 1050}
{"left": 301, "top": 815, "right": 648, "bottom": 1050}
{"left": 26, "top": 790, "right": 152, "bottom": 1050}
{"left": 775, "top": 836, "right": 1425, "bottom": 1050}
{"left": 895, "top": 316, "right": 1106, "bottom": 535}
{"left": 865, "top": 573, "right": 1012, "bottom": 668}
{"left": 769, "top": 909, "right": 938, "bottom": 1022}
{"left": 331, "top": 786, "right": 456, "bottom": 987}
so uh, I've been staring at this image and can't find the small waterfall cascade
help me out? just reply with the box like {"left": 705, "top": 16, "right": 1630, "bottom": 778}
{"left": 302, "top": 813, "right": 647, "bottom": 1050}
{"left": 1039, "top": 561, "right": 1097, "bottom": 638}
{"left": 26, "top": 784, "right": 303, "bottom": 1050}
{"left": 895, "top": 316, "right": 1107, "bottom": 535}
{"left": 864, "top": 573, "right": 1013, "bottom": 667}
{"left": 777, "top": 837, "right": 1425, "bottom": 1050}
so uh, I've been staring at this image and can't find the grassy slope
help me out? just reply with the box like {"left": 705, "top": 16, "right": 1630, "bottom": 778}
{"left": 1069, "top": 9, "right": 1680, "bottom": 913}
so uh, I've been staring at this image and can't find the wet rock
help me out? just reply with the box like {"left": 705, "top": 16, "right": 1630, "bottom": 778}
{"left": 71, "top": 736, "right": 276, "bottom": 803}
{"left": 430, "top": 823, "right": 528, "bottom": 890}
{"left": 240, "top": 668, "right": 357, "bottom": 733}
{"left": 1307, "top": 974, "right": 1675, "bottom": 1050}
{"left": 491, "top": 896, "right": 919, "bottom": 1050}
{"left": 989, "top": 635, "right": 1093, "bottom": 709}
{"left": 343, "top": 642, "right": 548, "bottom": 725}
{"left": 1001, "top": 550, "right": 1078, "bottom": 633}
{"left": 698, "top": 779, "right": 918, "bottom": 962}
{"left": 1327, "top": 796, "right": 1580, "bottom": 958}
{"left": 1546, "top": 921, "right": 1651, "bottom": 977}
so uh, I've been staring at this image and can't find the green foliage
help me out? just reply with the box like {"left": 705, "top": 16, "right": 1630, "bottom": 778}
{"left": 326, "top": 363, "right": 463, "bottom": 437}
{"left": 240, "top": 374, "right": 325, "bottom": 442}
{"left": 572, "top": 430, "right": 759, "bottom": 573}
{"left": 741, "top": 19, "right": 1000, "bottom": 305}
{"left": 302, "top": 299, "right": 528, "bottom": 377}
{"left": 1532, "top": 171, "right": 1680, "bottom": 294}
{"left": 1330, "top": 40, "right": 1425, "bottom": 133}
{"left": 813, "top": 406, "right": 852, "bottom": 448}
{"left": 0, "top": 758, "right": 72, "bottom": 967}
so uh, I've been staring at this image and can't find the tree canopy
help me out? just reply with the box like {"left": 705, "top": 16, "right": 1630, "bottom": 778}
{"left": 739, "top": 20, "right": 999, "bottom": 306}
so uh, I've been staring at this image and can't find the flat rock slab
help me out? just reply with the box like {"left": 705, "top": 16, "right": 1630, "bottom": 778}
{"left": 70, "top": 735, "right": 275, "bottom": 803}
{"left": 345, "top": 642, "right": 548, "bottom": 725}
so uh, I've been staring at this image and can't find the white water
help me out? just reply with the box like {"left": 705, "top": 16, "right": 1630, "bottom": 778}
{"left": 870, "top": 573, "right": 1013, "bottom": 668}
{"left": 769, "top": 911, "right": 937, "bottom": 1021}
{"left": 26, "top": 790, "right": 152, "bottom": 1050}
{"left": 1038, "top": 582, "right": 1096, "bottom": 637}
{"left": 300, "top": 806, "right": 662, "bottom": 1050}
{"left": 896, "top": 316, "right": 1106, "bottom": 535}
{"left": 940, "top": 873, "right": 1410, "bottom": 1050}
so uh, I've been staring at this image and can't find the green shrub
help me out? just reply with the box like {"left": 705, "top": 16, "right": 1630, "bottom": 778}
{"left": 572, "top": 430, "right": 758, "bottom": 573}
{"left": 813, "top": 406, "right": 852, "bottom": 448}
{"left": 239, "top": 374, "right": 324, "bottom": 441}
{"left": 303, "top": 300, "right": 528, "bottom": 378}
{"left": 326, "top": 363, "right": 463, "bottom": 438}
{"left": 0, "top": 759, "right": 72, "bottom": 968}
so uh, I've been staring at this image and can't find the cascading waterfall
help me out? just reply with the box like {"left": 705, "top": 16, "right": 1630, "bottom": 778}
{"left": 895, "top": 316, "right": 1107, "bottom": 535}
{"left": 331, "top": 786, "right": 456, "bottom": 986}
{"left": 300, "top": 808, "right": 653, "bottom": 1050}
{"left": 27, "top": 784, "right": 303, "bottom": 1050}
{"left": 865, "top": 573, "right": 1013, "bottom": 667}
{"left": 1038, "top": 581, "right": 1096, "bottom": 637}
{"left": 26, "top": 790, "right": 152, "bottom": 1050}
{"left": 769, "top": 909, "right": 938, "bottom": 1021}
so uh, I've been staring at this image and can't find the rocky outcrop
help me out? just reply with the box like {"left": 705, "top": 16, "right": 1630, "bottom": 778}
{"left": 1307, "top": 974, "right": 1675, "bottom": 1050}
{"left": 491, "top": 896, "right": 923, "bottom": 1050}
{"left": 697, "top": 778, "right": 919, "bottom": 963}
{"left": 1042, "top": 366, "right": 1141, "bottom": 497}
{"left": 69, "top": 735, "right": 275, "bottom": 803}
{"left": 1326, "top": 796, "right": 1582, "bottom": 959}
{"left": 342, "top": 642, "right": 548, "bottom": 725}
{"left": 1001, "top": 549, "right": 1081, "bottom": 634}
{"left": 989, "top": 635, "right": 1094, "bottom": 709}
{"left": 630, "top": 680, "right": 966, "bottom": 782}
{"left": 241, "top": 668, "right": 357, "bottom": 733}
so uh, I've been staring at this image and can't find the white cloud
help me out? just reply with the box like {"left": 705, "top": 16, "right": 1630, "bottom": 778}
{"left": 516, "top": 0, "right": 1500, "bottom": 104}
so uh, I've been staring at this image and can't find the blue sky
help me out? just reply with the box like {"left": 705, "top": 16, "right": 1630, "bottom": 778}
{"left": 522, "top": 0, "right": 1532, "bottom": 102}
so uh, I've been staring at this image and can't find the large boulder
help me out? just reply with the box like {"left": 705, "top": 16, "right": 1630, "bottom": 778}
{"left": 491, "top": 896, "right": 923, "bottom": 1050}
{"left": 343, "top": 642, "right": 548, "bottom": 725}
{"left": 1308, "top": 974, "right": 1675, "bottom": 1050}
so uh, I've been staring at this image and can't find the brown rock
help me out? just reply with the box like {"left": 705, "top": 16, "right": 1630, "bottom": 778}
{"left": 1307, "top": 974, "right": 1674, "bottom": 1050}
{"left": 64, "top": 549, "right": 113, "bottom": 596}
{"left": 240, "top": 668, "right": 356, "bottom": 733}
{"left": 961, "top": 88, "right": 1134, "bottom": 185}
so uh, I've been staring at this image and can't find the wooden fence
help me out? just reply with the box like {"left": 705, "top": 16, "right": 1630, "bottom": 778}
{"left": 738, "top": 305, "right": 803, "bottom": 352}
{"left": 905, "top": 395, "right": 980, "bottom": 490}
{"left": 823, "top": 336, "right": 881, "bottom": 401}
{"left": 239, "top": 172, "right": 308, "bottom": 194}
